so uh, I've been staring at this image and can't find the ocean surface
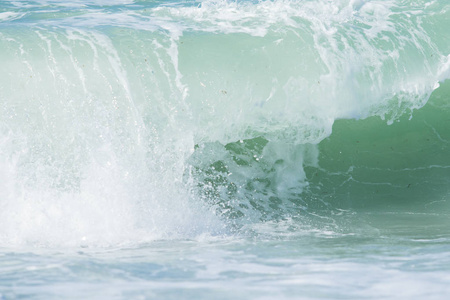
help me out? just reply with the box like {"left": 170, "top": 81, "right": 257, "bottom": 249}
{"left": 1, "top": 0, "right": 450, "bottom": 298}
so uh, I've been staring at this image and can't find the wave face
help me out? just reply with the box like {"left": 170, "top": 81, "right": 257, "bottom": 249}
{"left": 0, "top": 0, "right": 449, "bottom": 247}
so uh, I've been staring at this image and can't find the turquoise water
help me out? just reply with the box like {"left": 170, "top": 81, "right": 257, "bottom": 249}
{"left": 1, "top": 0, "right": 450, "bottom": 298}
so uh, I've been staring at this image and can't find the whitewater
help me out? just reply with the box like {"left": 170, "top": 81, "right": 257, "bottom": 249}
{"left": 1, "top": 0, "right": 450, "bottom": 299}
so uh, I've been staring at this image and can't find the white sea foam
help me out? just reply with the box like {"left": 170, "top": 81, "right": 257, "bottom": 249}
{"left": 0, "top": 12, "right": 25, "bottom": 21}
{"left": 0, "top": 0, "right": 448, "bottom": 247}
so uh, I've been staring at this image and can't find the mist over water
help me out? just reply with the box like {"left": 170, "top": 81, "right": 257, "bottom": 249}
{"left": 1, "top": 0, "right": 450, "bottom": 298}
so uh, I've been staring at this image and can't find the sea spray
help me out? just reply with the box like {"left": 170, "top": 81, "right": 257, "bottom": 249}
{"left": 0, "top": 0, "right": 449, "bottom": 247}
{"left": 0, "top": 26, "right": 223, "bottom": 247}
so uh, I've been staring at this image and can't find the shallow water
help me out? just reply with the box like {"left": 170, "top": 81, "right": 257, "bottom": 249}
{"left": 2, "top": 225, "right": 450, "bottom": 299}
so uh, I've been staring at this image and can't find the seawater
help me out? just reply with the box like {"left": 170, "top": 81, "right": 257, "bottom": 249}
{"left": 1, "top": 0, "right": 450, "bottom": 299}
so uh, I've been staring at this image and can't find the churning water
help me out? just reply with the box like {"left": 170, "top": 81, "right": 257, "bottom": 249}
{"left": 1, "top": 0, "right": 450, "bottom": 299}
